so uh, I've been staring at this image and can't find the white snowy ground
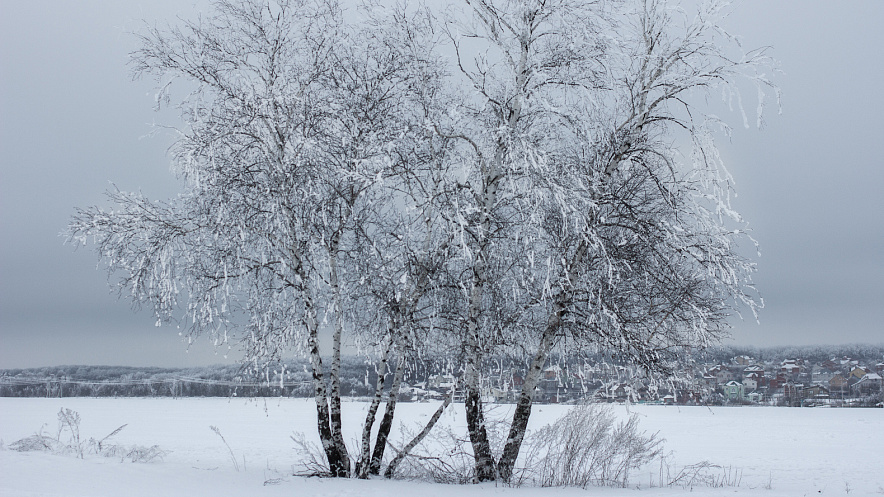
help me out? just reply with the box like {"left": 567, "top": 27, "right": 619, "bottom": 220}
{"left": 0, "top": 398, "right": 881, "bottom": 497}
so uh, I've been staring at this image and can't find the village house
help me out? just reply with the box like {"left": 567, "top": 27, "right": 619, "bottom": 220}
{"left": 812, "top": 365, "right": 835, "bottom": 384}
{"left": 821, "top": 358, "right": 839, "bottom": 372}
{"left": 802, "top": 384, "right": 830, "bottom": 401}
{"left": 427, "top": 373, "right": 456, "bottom": 390}
{"left": 732, "top": 355, "right": 754, "bottom": 366}
{"left": 851, "top": 372, "right": 883, "bottom": 395}
{"left": 713, "top": 366, "right": 733, "bottom": 385}
{"left": 722, "top": 380, "right": 745, "bottom": 402}
{"left": 595, "top": 382, "right": 631, "bottom": 402}
{"left": 701, "top": 374, "right": 717, "bottom": 388}
{"left": 849, "top": 367, "right": 869, "bottom": 381}
{"left": 780, "top": 360, "right": 801, "bottom": 380}
{"left": 829, "top": 374, "right": 849, "bottom": 397}
{"left": 743, "top": 364, "right": 765, "bottom": 378}
{"left": 746, "top": 391, "right": 764, "bottom": 403}
{"left": 840, "top": 358, "right": 859, "bottom": 369}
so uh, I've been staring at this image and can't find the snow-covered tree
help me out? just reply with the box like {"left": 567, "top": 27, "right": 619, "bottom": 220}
{"left": 67, "top": 0, "right": 446, "bottom": 478}
{"left": 421, "top": 0, "right": 776, "bottom": 481}
{"left": 68, "top": 0, "right": 775, "bottom": 483}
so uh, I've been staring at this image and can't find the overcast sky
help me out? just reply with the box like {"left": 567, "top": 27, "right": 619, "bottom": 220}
{"left": 1, "top": 1, "right": 882, "bottom": 369}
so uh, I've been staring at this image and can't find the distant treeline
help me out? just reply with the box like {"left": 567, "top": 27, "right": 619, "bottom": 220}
{"left": 2, "top": 344, "right": 882, "bottom": 398}
{"left": 2, "top": 362, "right": 335, "bottom": 398}
{"left": 0, "top": 357, "right": 450, "bottom": 398}
{"left": 698, "top": 343, "right": 884, "bottom": 365}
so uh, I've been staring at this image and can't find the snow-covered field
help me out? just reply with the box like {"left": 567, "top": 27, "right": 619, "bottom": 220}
{"left": 1, "top": 398, "right": 881, "bottom": 496}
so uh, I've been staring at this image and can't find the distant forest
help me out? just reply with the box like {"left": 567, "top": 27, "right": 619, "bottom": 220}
{"left": 699, "top": 343, "right": 884, "bottom": 365}
{"left": 0, "top": 356, "right": 455, "bottom": 399}
{"left": 3, "top": 343, "right": 882, "bottom": 399}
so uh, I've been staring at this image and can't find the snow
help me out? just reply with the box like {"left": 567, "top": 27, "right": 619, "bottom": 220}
{"left": 1, "top": 398, "right": 882, "bottom": 496}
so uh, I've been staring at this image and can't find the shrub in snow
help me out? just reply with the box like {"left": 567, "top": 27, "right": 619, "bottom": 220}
{"left": 57, "top": 408, "right": 84, "bottom": 458}
{"left": 10, "top": 408, "right": 84, "bottom": 458}
{"left": 9, "top": 434, "right": 66, "bottom": 454}
{"left": 9, "top": 408, "right": 166, "bottom": 463}
{"left": 93, "top": 442, "right": 168, "bottom": 463}
{"left": 657, "top": 458, "right": 742, "bottom": 489}
{"left": 290, "top": 432, "right": 332, "bottom": 477}
{"left": 516, "top": 403, "right": 663, "bottom": 488}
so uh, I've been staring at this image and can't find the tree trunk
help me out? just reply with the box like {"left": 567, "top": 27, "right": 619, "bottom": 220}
{"left": 496, "top": 313, "right": 560, "bottom": 482}
{"left": 305, "top": 295, "right": 349, "bottom": 477}
{"left": 327, "top": 249, "right": 351, "bottom": 477}
{"left": 463, "top": 254, "right": 497, "bottom": 482}
{"left": 357, "top": 334, "right": 393, "bottom": 478}
{"left": 368, "top": 355, "right": 406, "bottom": 475}
{"left": 497, "top": 241, "right": 586, "bottom": 482}
{"left": 464, "top": 381, "right": 497, "bottom": 482}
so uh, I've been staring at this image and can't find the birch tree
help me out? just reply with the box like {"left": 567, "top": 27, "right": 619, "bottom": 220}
{"left": 429, "top": 0, "right": 776, "bottom": 481}
{"left": 67, "top": 0, "right": 776, "bottom": 483}
{"left": 66, "top": 0, "right": 443, "bottom": 478}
